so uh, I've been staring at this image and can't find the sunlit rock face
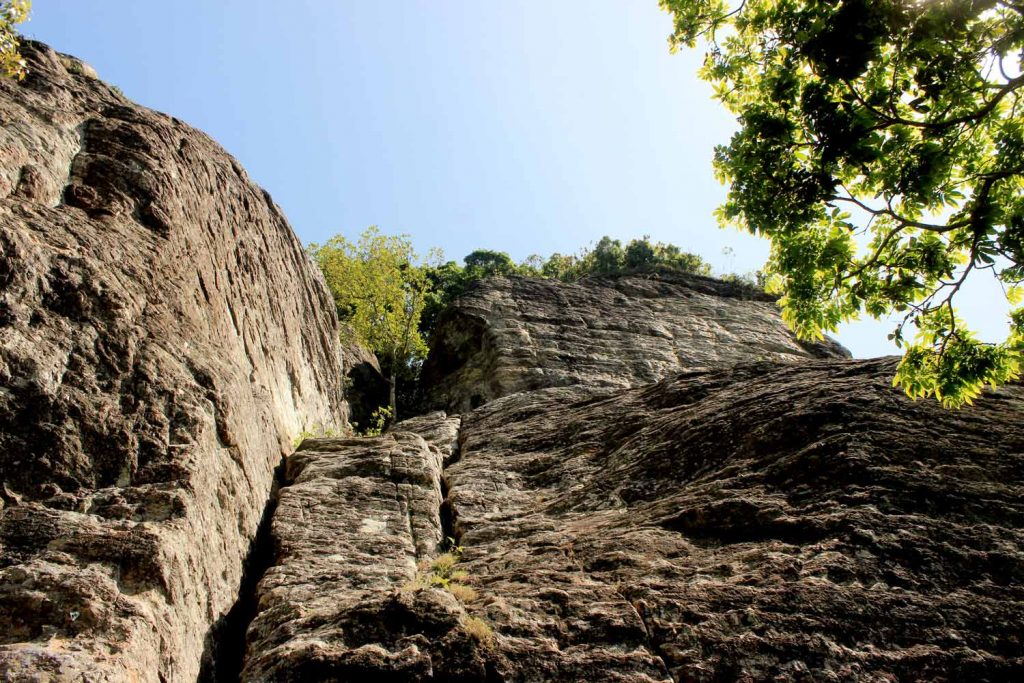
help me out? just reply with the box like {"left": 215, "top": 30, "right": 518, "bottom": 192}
{"left": 0, "top": 42, "right": 346, "bottom": 682}
{"left": 420, "top": 272, "right": 849, "bottom": 413}
{"left": 245, "top": 267, "right": 1022, "bottom": 681}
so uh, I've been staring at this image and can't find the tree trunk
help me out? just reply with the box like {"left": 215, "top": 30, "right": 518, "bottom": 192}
{"left": 388, "top": 372, "right": 397, "bottom": 423}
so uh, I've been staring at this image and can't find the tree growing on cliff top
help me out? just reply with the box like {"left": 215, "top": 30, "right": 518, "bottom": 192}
{"left": 0, "top": 0, "right": 30, "bottom": 80}
{"left": 418, "top": 236, "right": 713, "bottom": 339}
{"left": 309, "top": 227, "right": 434, "bottom": 422}
{"left": 661, "top": 0, "right": 1024, "bottom": 406}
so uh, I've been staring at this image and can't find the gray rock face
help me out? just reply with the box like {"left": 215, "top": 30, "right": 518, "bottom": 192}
{"left": 446, "top": 359, "right": 1024, "bottom": 681}
{"left": 420, "top": 272, "right": 848, "bottom": 412}
{"left": 241, "top": 412, "right": 468, "bottom": 681}
{"left": 247, "top": 360, "right": 1024, "bottom": 681}
{"left": 0, "top": 43, "right": 346, "bottom": 681}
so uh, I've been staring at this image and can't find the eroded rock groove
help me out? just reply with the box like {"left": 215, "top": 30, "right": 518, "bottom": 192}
{"left": 198, "top": 457, "right": 286, "bottom": 682}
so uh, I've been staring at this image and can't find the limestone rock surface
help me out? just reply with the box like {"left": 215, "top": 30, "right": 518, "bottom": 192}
{"left": 421, "top": 272, "right": 849, "bottom": 412}
{"left": 0, "top": 43, "right": 346, "bottom": 681}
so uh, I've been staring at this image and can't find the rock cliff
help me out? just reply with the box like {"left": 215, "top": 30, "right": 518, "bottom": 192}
{"left": 3, "top": 42, "right": 1023, "bottom": 683}
{"left": 420, "top": 272, "right": 849, "bottom": 412}
{"left": 0, "top": 43, "right": 346, "bottom": 681}
{"left": 242, "top": 275, "right": 1024, "bottom": 680}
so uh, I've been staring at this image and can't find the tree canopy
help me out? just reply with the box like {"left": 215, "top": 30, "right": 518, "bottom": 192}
{"left": 661, "top": 0, "right": 1024, "bottom": 406}
{"left": 308, "top": 227, "right": 434, "bottom": 421}
{"left": 0, "top": 0, "right": 29, "bottom": 80}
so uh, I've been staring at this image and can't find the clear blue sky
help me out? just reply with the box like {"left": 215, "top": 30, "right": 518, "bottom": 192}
{"left": 24, "top": 1, "right": 1011, "bottom": 358}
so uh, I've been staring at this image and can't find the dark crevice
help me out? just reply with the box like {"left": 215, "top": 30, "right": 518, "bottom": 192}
{"left": 633, "top": 604, "right": 678, "bottom": 683}
{"left": 439, "top": 475, "right": 459, "bottom": 548}
{"left": 197, "top": 456, "right": 286, "bottom": 682}
{"left": 438, "top": 419, "right": 463, "bottom": 548}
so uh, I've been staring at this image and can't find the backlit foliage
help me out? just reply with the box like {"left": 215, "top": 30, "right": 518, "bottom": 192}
{"left": 309, "top": 227, "right": 436, "bottom": 420}
{"left": 661, "top": 0, "right": 1024, "bottom": 405}
{"left": 0, "top": 0, "right": 29, "bottom": 80}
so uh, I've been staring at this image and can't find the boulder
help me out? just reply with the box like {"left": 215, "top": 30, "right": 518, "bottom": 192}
{"left": 0, "top": 43, "right": 346, "bottom": 681}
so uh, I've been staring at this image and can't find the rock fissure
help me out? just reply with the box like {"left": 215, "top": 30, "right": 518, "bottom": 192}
{"left": 389, "top": 444, "right": 422, "bottom": 564}
{"left": 436, "top": 417, "right": 464, "bottom": 550}
{"left": 198, "top": 456, "right": 285, "bottom": 682}
{"left": 559, "top": 534, "right": 680, "bottom": 683}
{"left": 629, "top": 601, "right": 677, "bottom": 683}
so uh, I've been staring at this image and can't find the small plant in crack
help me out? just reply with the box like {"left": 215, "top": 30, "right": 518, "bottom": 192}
{"left": 404, "top": 547, "right": 469, "bottom": 593}
{"left": 403, "top": 539, "right": 480, "bottom": 601}
{"left": 292, "top": 423, "right": 343, "bottom": 448}
{"left": 400, "top": 541, "right": 497, "bottom": 649}
{"left": 460, "top": 614, "right": 495, "bottom": 648}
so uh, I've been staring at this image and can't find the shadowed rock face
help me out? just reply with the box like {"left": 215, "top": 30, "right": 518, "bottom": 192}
{"left": 248, "top": 360, "right": 1024, "bottom": 682}
{"left": 0, "top": 43, "right": 345, "bottom": 681}
{"left": 420, "top": 272, "right": 849, "bottom": 413}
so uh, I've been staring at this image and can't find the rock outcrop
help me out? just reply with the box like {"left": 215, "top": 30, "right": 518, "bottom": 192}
{"left": 4, "top": 40, "right": 1023, "bottom": 683}
{"left": 241, "top": 412, "right": 466, "bottom": 681}
{"left": 246, "top": 271, "right": 1023, "bottom": 681}
{"left": 443, "top": 359, "right": 1024, "bottom": 681}
{"left": 0, "top": 43, "right": 346, "bottom": 681}
{"left": 420, "top": 272, "right": 849, "bottom": 412}
{"left": 249, "top": 359, "right": 1024, "bottom": 682}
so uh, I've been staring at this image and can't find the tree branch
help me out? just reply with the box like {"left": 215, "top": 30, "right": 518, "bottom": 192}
{"left": 831, "top": 194, "right": 969, "bottom": 232}
{"left": 845, "top": 74, "right": 1024, "bottom": 132}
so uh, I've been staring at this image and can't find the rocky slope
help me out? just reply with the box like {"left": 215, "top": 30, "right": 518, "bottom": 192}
{"left": 420, "top": 272, "right": 849, "bottom": 412}
{"left": 244, "top": 275, "right": 1024, "bottom": 680}
{"left": 0, "top": 43, "right": 346, "bottom": 681}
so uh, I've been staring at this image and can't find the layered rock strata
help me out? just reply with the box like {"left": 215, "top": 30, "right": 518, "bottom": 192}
{"left": 446, "top": 359, "right": 1024, "bottom": 681}
{"left": 0, "top": 43, "right": 346, "bottom": 681}
{"left": 420, "top": 272, "right": 849, "bottom": 412}
{"left": 248, "top": 360, "right": 1024, "bottom": 681}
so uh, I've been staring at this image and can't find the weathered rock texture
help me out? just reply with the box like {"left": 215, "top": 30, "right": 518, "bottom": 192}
{"left": 446, "top": 360, "right": 1024, "bottom": 681}
{"left": 251, "top": 360, "right": 1024, "bottom": 681}
{"left": 421, "top": 272, "right": 849, "bottom": 412}
{"left": 0, "top": 43, "right": 346, "bottom": 681}
{"left": 242, "top": 412, "right": 466, "bottom": 681}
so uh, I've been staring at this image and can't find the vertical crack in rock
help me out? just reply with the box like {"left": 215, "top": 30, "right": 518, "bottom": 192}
{"left": 438, "top": 419, "right": 463, "bottom": 547}
{"left": 198, "top": 457, "right": 285, "bottom": 682}
{"left": 439, "top": 474, "right": 458, "bottom": 547}
{"left": 388, "top": 444, "right": 422, "bottom": 564}
{"left": 239, "top": 413, "right": 475, "bottom": 680}
{"left": 630, "top": 602, "right": 678, "bottom": 683}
